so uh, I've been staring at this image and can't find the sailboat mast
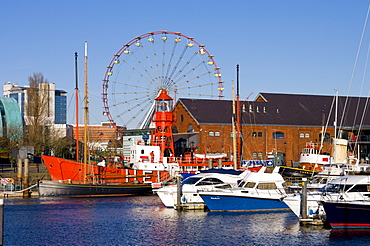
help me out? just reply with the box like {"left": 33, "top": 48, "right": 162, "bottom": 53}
{"left": 236, "top": 64, "right": 241, "bottom": 168}
{"left": 334, "top": 90, "right": 338, "bottom": 162}
{"left": 74, "top": 52, "right": 79, "bottom": 162}
{"left": 83, "top": 41, "right": 89, "bottom": 183}
{"left": 232, "top": 82, "right": 237, "bottom": 170}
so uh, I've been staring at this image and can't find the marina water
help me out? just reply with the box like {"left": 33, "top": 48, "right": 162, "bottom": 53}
{"left": 3, "top": 195, "right": 370, "bottom": 246}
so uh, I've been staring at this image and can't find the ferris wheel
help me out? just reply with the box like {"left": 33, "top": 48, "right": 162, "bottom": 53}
{"left": 102, "top": 31, "right": 224, "bottom": 131}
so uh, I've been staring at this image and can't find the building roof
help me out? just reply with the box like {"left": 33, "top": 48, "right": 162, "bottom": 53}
{"left": 178, "top": 93, "right": 370, "bottom": 128}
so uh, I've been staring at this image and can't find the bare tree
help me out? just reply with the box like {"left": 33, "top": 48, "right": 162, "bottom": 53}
{"left": 24, "top": 73, "right": 51, "bottom": 155}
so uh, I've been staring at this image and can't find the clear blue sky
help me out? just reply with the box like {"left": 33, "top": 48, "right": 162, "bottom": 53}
{"left": 2, "top": 1, "right": 370, "bottom": 126}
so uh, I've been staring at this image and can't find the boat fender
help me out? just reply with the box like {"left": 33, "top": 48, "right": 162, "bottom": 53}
{"left": 181, "top": 197, "right": 186, "bottom": 203}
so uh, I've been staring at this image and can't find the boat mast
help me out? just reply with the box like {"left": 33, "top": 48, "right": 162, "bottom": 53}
{"left": 83, "top": 41, "right": 89, "bottom": 183}
{"left": 236, "top": 64, "right": 241, "bottom": 169}
{"left": 74, "top": 52, "right": 79, "bottom": 162}
{"left": 334, "top": 90, "right": 338, "bottom": 162}
{"left": 232, "top": 82, "right": 237, "bottom": 170}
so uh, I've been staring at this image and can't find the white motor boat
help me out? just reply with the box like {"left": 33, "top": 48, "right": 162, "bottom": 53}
{"left": 198, "top": 167, "right": 289, "bottom": 212}
{"left": 154, "top": 169, "right": 248, "bottom": 208}
{"left": 283, "top": 175, "right": 370, "bottom": 221}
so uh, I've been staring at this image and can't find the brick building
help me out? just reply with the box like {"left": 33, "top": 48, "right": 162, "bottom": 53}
{"left": 172, "top": 93, "right": 370, "bottom": 166}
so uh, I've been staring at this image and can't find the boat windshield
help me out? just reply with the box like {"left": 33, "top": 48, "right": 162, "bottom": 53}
{"left": 196, "top": 178, "right": 225, "bottom": 186}
{"left": 182, "top": 177, "right": 203, "bottom": 185}
{"left": 318, "top": 184, "right": 351, "bottom": 193}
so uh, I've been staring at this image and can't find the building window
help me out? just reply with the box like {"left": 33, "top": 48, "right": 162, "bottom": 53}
{"left": 273, "top": 131, "right": 284, "bottom": 139}
{"left": 187, "top": 125, "right": 194, "bottom": 133}
{"left": 258, "top": 152, "right": 263, "bottom": 159}
{"left": 181, "top": 115, "right": 184, "bottom": 122}
{"left": 252, "top": 132, "right": 257, "bottom": 137}
{"left": 252, "top": 152, "right": 257, "bottom": 159}
{"left": 258, "top": 132, "right": 262, "bottom": 137}
{"left": 305, "top": 133, "right": 310, "bottom": 138}
{"left": 209, "top": 131, "right": 214, "bottom": 136}
{"left": 215, "top": 131, "right": 220, "bottom": 137}
{"left": 172, "top": 126, "right": 178, "bottom": 133}
{"left": 300, "top": 133, "right": 305, "bottom": 138}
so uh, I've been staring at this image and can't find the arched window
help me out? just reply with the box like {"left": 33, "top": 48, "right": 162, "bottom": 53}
{"left": 258, "top": 152, "right": 263, "bottom": 159}
{"left": 300, "top": 133, "right": 305, "bottom": 138}
{"left": 273, "top": 131, "right": 284, "bottom": 139}
{"left": 187, "top": 124, "right": 194, "bottom": 133}
{"left": 305, "top": 133, "right": 310, "bottom": 138}
{"left": 172, "top": 126, "right": 178, "bottom": 133}
{"left": 209, "top": 131, "right": 215, "bottom": 136}
{"left": 258, "top": 132, "right": 263, "bottom": 137}
{"left": 215, "top": 131, "right": 220, "bottom": 137}
{"left": 252, "top": 152, "right": 257, "bottom": 159}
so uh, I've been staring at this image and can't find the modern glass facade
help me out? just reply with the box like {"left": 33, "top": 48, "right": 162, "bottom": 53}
{"left": 0, "top": 97, "right": 23, "bottom": 140}
{"left": 4, "top": 83, "right": 67, "bottom": 125}
{"left": 55, "top": 90, "right": 67, "bottom": 124}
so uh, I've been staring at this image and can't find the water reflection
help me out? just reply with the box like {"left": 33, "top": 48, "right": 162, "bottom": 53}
{"left": 3, "top": 195, "right": 369, "bottom": 245}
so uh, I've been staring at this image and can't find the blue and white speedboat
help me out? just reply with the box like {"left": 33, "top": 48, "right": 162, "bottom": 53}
{"left": 154, "top": 169, "right": 248, "bottom": 208}
{"left": 199, "top": 167, "right": 289, "bottom": 212}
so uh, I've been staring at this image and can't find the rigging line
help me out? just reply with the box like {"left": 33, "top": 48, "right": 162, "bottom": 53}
{"left": 354, "top": 90, "right": 370, "bottom": 153}
{"left": 321, "top": 94, "right": 336, "bottom": 155}
{"left": 115, "top": 53, "right": 155, "bottom": 88}
{"left": 340, "top": 5, "right": 370, "bottom": 129}
{"left": 170, "top": 50, "right": 199, "bottom": 83}
{"left": 352, "top": 43, "right": 370, "bottom": 132}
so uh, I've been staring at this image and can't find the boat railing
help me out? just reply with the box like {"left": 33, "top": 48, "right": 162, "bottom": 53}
{"left": 276, "top": 188, "right": 286, "bottom": 197}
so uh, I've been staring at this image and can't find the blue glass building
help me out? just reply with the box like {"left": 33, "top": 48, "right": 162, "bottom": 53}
{"left": 0, "top": 97, "right": 23, "bottom": 140}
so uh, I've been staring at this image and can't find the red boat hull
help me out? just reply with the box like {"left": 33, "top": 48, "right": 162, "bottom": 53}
{"left": 41, "top": 155, "right": 171, "bottom": 184}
